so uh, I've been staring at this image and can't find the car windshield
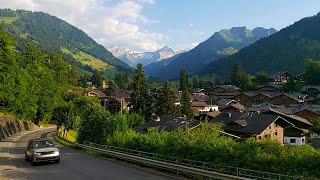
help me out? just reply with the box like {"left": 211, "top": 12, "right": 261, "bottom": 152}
{"left": 32, "top": 140, "right": 54, "bottom": 148}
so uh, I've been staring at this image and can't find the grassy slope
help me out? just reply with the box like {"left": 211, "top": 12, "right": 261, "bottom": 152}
{"left": 61, "top": 48, "right": 110, "bottom": 69}
{"left": 0, "top": 16, "right": 18, "bottom": 24}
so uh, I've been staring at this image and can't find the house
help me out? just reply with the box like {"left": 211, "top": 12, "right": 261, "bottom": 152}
{"left": 194, "top": 111, "right": 221, "bottom": 121}
{"left": 296, "top": 73, "right": 305, "bottom": 82}
{"left": 68, "top": 89, "right": 107, "bottom": 99}
{"left": 192, "top": 88, "right": 207, "bottom": 96}
{"left": 233, "top": 92, "right": 254, "bottom": 105}
{"left": 209, "top": 112, "right": 293, "bottom": 144}
{"left": 85, "top": 89, "right": 108, "bottom": 99}
{"left": 301, "top": 86, "right": 320, "bottom": 98}
{"left": 283, "top": 126, "right": 308, "bottom": 145}
{"left": 217, "top": 99, "right": 237, "bottom": 109}
{"left": 250, "top": 92, "right": 272, "bottom": 105}
{"left": 134, "top": 115, "right": 200, "bottom": 133}
{"left": 191, "top": 101, "right": 218, "bottom": 114}
{"left": 102, "top": 96, "right": 129, "bottom": 114}
{"left": 256, "top": 84, "right": 282, "bottom": 94}
{"left": 220, "top": 103, "right": 245, "bottom": 113}
{"left": 268, "top": 71, "right": 297, "bottom": 84}
{"left": 191, "top": 93, "right": 211, "bottom": 104}
{"left": 269, "top": 93, "right": 306, "bottom": 106}
{"left": 293, "top": 108, "right": 320, "bottom": 122}
{"left": 209, "top": 85, "right": 240, "bottom": 99}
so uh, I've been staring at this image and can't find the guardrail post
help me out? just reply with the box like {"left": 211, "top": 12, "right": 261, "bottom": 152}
{"left": 236, "top": 167, "right": 239, "bottom": 176}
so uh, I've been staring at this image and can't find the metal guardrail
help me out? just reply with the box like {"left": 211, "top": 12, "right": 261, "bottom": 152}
{"left": 72, "top": 141, "right": 302, "bottom": 180}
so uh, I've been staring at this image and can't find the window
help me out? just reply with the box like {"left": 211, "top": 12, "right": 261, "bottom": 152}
{"left": 290, "top": 139, "right": 296, "bottom": 143}
{"left": 275, "top": 132, "right": 278, "bottom": 136}
{"left": 269, "top": 126, "right": 271, "bottom": 129}
{"left": 302, "top": 138, "right": 305, "bottom": 143}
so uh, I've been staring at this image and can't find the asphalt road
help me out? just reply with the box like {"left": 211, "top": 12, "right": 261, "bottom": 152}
{"left": 9, "top": 128, "right": 176, "bottom": 180}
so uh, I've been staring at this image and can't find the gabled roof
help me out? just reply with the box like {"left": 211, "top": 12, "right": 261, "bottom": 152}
{"left": 86, "top": 89, "right": 107, "bottom": 98}
{"left": 261, "top": 107, "right": 312, "bottom": 127}
{"left": 210, "top": 112, "right": 293, "bottom": 135}
{"left": 213, "top": 85, "right": 240, "bottom": 91}
{"left": 270, "top": 93, "right": 306, "bottom": 102}
{"left": 134, "top": 115, "right": 200, "bottom": 133}
{"left": 217, "top": 99, "right": 237, "bottom": 106}
{"left": 220, "top": 103, "right": 245, "bottom": 112}
{"left": 256, "top": 84, "right": 282, "bottom": 90}
{"left": 301, "top": 86, "right": 320, "bottom": 91}
{"left": 192, "top": 101, "right": 208, "bottom": 107}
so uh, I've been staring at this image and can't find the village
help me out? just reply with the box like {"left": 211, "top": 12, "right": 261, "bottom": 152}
{"left": 69, "top": 71, "right": 320, "bottom": 147}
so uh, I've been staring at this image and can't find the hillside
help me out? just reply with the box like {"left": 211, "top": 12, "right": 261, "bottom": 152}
{"left": 0, "top": 9, "right": 133, "bottom": 77}
{"left": 202, "top": 13, "right": 320, "bottom": 79}
{"left": 108, "top": 45, "right": 176, "bottom": 67}
{"left": 147, "top": 27, "right": 276, "bottom": 80}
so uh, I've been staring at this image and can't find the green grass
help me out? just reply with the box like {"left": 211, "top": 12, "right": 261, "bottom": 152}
{"left": 61, "top": 48, "right": 111, "bottom": 69}
{"left": 217, "top": 47, "right": 239, "bottom": 55}
{"left": 66, "top": 130, "right": 77, "bottom": 143}
{"left": 54, "top": 133, "right": 75, "bottom": 148}
{"left": 0, "top": 16, "right": 19, "bottom": 24}
{"left": 56, "top": 129, "right": 77, "bottom": 143}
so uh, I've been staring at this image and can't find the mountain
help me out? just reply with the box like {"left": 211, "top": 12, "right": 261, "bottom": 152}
{"left": 202, "top": 13, "right": 320, "bottom": 79}
{"left": 144, "top": 50, "right": 188, "bottom": 78}
{"left": 108, "top": 45, "right": 176, "bottom": 67}
{"left": 0, "top": 9, "right": 133, "bottom": 77}
{"left": 147, "top": 27, "right": 277, "bottom": 80}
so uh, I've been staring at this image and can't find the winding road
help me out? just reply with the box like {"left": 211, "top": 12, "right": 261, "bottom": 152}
{"left": 8, "top": 128, "right": 176, "bottom": 180}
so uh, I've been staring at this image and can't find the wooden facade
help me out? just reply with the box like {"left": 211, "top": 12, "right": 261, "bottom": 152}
{"left": 293, "top": 109, "right": 320, "bottom": 122}
{"left": 233, "top": 93, "right": 251, "bottom": 105}
{"left": 210, "top": 86, "right": 240, "bottom": 99}
{"left": 251, "top": 93, "right": 271, "bottom": 105}
{"left": 257, "top": 84, "right": 282, "bottom": 94}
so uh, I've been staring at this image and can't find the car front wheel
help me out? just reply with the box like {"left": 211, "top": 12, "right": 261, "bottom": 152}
{"left": 25, "top": 154, "right": 29, "bottom": 161}
{"left": 31, "top": 156, "right": 37, "bottom": 166}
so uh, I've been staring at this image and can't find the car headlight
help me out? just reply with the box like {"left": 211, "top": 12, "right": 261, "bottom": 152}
{"left": 34, "top": 152, "right": 41, "bottom": 155}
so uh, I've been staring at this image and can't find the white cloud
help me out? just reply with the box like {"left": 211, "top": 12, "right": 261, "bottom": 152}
{"left": 189, "top": 23, "right": 194, "bottom": 27}
{"left": 191, "top": 42, "right": 200, "bottom": 47}
{"left": 0, "top": 0, "right": 163, "bottom": 51}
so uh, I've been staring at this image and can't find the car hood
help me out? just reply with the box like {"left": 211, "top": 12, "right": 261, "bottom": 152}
{"left": 33, "top": 147, "right": 59, "bottom": 152}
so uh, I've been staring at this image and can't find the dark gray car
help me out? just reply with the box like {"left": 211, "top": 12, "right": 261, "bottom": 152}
{"left": 25, "top": 139, "right": 60, "bottom": 166}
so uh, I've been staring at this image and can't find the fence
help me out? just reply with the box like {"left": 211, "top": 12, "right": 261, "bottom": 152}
{"left": 72, "top": 141, "right": 302, "bottom": 180}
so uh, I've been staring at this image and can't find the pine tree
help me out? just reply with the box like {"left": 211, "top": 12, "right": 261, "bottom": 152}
{"left": 91, "top": 70, "right": 103, "bottom": 88}
{"left": 180, "top": 69, "right": 192, "bottom": 119}
{"left": 130, "top": 63, "right": 148, "bottom": 116}
{"left": 230, "top": 62, "right": 244, "bottom": 87}
{"left": 156, "top": 81, "right": 177, "bottom": 116}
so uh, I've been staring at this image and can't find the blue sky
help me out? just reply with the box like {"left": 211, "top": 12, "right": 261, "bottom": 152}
{"left": 1, "top": 0, "right": 320, "bottom": 51}
{"left": 140, "top": 0, "right": 320, "bottom": 50}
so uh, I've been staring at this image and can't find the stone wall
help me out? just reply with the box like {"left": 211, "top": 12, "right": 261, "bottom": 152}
{"left": 0, "top": 116, "right": 37, "bottom": 141}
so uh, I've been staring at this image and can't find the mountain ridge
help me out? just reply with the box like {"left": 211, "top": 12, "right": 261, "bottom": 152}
{"left": 108, "top": 45, "right": 177, "bottom": 67}
{"left": 145, "top": 26, "right": 277, "bottom": 80}
{"left": 0, "top": 9, "right": 133, "bottom": 77}
{"left": 202, "top": 12, "right": 320, "bottom": 79}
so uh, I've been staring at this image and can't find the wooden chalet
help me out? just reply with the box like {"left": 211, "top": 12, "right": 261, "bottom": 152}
{"left": 268, "top": 71, "right": 297, "bottom": 84}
